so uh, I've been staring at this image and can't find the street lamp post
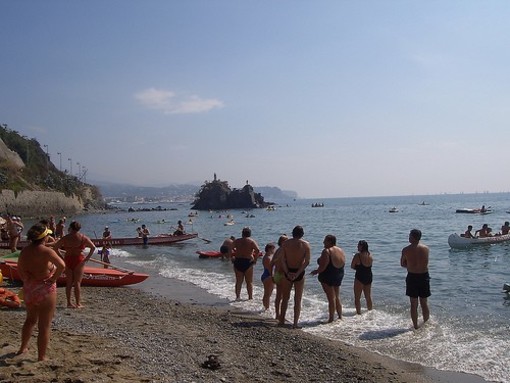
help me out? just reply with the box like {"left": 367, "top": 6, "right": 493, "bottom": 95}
{"left": 43, "top": 144, "right": 50, "bottom": 171}
{"left": 57, "top": 152, "right": 62, "bottom": 171}
{"left": 68, "top": 158, "right": 72, "bottom": 175}
{"left": 77, "top": 162, "right": 81, "bottom": 179}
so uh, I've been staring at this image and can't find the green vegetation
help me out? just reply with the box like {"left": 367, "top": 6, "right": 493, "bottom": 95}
{"left": 0, "top": 124, "right": 102, "bottom": 204}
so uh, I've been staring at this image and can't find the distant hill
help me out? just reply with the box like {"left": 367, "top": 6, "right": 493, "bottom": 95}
{"left": 95, "top": 181, "right": 297, "bottom": 203}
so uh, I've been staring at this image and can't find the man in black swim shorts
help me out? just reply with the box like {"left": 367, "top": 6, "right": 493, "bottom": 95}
{"left": 279, "top": 225, "right": 310, "bottom": 329}
{"left": 232, "top": 228, "right": 260, "bottom": 300}
{"left": 401, "top": 229, "right": 430, "bottom": 329}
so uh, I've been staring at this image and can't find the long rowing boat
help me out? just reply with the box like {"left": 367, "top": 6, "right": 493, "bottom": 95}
{"left": 0, "top": 233, "right": 198, "bottom": 250}
{"left": 447, "top": 233, "right": 510, "bottom": 249}
{"left": 0, "top": 259, "right": 148, "bottom": 287}
{"left": 91, "top": 233, "right": 198, "bottom": 247}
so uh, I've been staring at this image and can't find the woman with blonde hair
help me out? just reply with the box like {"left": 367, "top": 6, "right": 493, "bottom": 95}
{"left": 17, "top": 223, "right": 65, "bottom": 360}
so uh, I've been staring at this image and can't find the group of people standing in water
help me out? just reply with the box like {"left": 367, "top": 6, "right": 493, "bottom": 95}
{"left": 226, "top": 226, "right": 430, "bottom": 330}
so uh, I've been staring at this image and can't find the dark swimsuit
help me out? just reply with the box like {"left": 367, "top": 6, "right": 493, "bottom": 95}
{"left": 233, "top": 258, "right": 254, "bottom": 273}
{"left": 317, "top": 256, "right": 344, "bottom": 287}
{"left": 355, "top": 256, "right": 373, "bottom": 285}
{"left": 286, "top": 267, "right": 305, "bottom": 282}
{"left": 406, "top": 272, "right": 431, "bottom": 298}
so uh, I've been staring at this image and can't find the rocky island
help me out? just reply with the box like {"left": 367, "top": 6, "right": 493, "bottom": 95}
{"left": 192, "top": 174, "right": 270, "bottom": 210}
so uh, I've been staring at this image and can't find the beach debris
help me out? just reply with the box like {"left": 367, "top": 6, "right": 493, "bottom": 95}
{"left": 201, "top": 354, "right": 221, "bottom": 370}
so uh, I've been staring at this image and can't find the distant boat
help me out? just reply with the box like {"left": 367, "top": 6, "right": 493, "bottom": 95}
{"left": 455, "top": 208, "right": 492, "bottom": 214}
{"left": 389, "top": 207, "right": 398, "bottom": 213}
{"left": 419, "top": 201, "right": 429, "bottom": 206}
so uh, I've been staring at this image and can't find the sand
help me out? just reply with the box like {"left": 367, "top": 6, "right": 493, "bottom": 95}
{"left": 0, "top": 268, "right": 488, "bottom": 383}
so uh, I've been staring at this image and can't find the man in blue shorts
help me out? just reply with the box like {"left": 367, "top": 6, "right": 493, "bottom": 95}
{"left": 401, "top": 229, "right": 430, "bottom": 329}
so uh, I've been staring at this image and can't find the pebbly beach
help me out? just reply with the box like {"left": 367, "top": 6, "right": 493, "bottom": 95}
{"left": 0, "top": 261, "right": 487, "bottom": 383}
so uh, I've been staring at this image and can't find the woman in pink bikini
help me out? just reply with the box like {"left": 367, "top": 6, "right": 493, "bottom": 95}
{"left": 17, "top": 223, "right": 65, "bottom": 361}
{"left": 53, "top": 221, "right": 96, "bottom": 308}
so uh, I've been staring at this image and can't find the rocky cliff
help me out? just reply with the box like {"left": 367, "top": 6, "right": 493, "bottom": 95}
{"left": 0, "top": 125, "right": 104, "bottom": 217}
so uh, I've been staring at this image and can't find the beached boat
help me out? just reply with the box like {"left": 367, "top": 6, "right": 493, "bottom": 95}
{"left": 447, "top": 233, "right": 510, "bottom": 249}
{"left": 196, "top": 250, "right": 223, "bottom": 259}
{"left": 0, "top": 233, "right": 198, "bottom": 250}
{"left": 0, "top": 259, "right": 148, "bottom": 287}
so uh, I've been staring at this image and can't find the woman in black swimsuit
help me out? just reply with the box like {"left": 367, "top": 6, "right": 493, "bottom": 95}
{"left": 311, "top": 235, "right": 346, "bottom": 323}
{"left": 350, "top": 240, "right": 373, "bottom": 315}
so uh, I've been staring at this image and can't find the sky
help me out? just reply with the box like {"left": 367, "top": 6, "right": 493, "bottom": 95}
{"left": 1, "top": 1, "right": 509, "bottom": 198}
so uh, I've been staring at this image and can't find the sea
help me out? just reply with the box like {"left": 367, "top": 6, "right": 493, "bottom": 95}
{"left": 45, "top": 193, "right": 510, "bottom": 382}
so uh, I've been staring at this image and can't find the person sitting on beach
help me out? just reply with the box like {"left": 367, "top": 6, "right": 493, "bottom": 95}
{"left": 462, "top": 225, "right": 475, "bottom": 238}
{"left": 401, "top": 229, "right": 430, "bottom": 330}
{"left": 500, "top": 221, "right": 510, "bottom": 235}
{"left": 232, "top": 227, "right": 260, "bottom": 301}
{"left": 17, "top": 223, "right": 65, "bottom": 361}
{"left": 261, "top": 243, "right": 276, "bottom": 311}
{"left": 220, "top": 236, "right": 235, "bottom": 261}
{"left": 350, "top": 240, "right": 373, "bottom": 315}
{"left": 173, "top": 220, "right": 185, "bottom": 236}
{"left": 6, "top": 215, "right": 24, "bottom": 252}
{"left": 53, "top": 221, "right": 96, "bottom": 308}
{"left": 475, "top": 224, "right": 491, "bottom": 238}
{"left": 311, "top": 234, "right": 346, "bottom": 322}
{"left": 271, "top": 234, "right": 288, "bottom": 320}
{"left": 279, "top": 225, "right": 310, "bottom": 329}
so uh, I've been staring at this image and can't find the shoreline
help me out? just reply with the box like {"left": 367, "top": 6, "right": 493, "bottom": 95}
{"left": 0, "top": 256, "right": 489, "bottom": 383}
{"left": 123, "top": 257, "right": 489, "bottom": 383}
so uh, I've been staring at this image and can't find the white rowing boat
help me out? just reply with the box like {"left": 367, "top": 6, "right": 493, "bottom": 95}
{"left": 448, "top": 233, "right": 510, "bottom": 249}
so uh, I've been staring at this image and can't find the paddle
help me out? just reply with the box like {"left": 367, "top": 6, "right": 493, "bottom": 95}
{"left": 197, "top": 235, "right": 212, "bottom": 244}
{"left": 88, "top": 258, "right": 135, "bottom": 275}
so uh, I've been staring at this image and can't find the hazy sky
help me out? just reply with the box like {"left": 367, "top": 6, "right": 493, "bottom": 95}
{"left": 1, "top": 1, "right": 509, "bottom": 198}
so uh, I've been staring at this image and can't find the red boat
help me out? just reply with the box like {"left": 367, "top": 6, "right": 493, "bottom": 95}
{"left": 0, "top": 260, "right": 149, "bottom": 287}
{"left": 0, "top": 233, "right": 198, "bottom": 250}
{"left": 196, "top": 250, "right": 223, "bottom": 259}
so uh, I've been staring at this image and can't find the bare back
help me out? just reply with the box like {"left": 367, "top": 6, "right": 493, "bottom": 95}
{"left": 233, "top": 237, "right": 260, "bottom": 259}
{"left": 282, "top": 238, "right": 311, "bottom": 269}
{"left": 401, "top": 243, "right": 429, "bottom": 273}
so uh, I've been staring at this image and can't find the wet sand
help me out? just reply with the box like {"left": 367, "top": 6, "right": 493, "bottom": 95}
{"left": 0, "top": 261, "right": 488, "bottom": 383}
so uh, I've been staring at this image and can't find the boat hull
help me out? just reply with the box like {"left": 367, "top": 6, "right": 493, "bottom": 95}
{"left": 0, "top": 260, "right": 148, "bottom": 287}
{"left": 0, "top": 233, "right": 198, "bottom": 250}
{"left": 448, "top": 233, "right": 510, "bottom": 249}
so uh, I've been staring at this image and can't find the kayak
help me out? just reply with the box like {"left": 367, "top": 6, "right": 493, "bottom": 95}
{"left": 197, "top": 250, "right": 223, "bottom": 259}
{"left": 0, "top": 260, "right": 149, "bottom": 287}
{"left": 447, "top": 233, "right": 510, "bottom": 249}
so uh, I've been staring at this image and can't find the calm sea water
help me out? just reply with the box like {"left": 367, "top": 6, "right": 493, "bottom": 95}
{"left": 60, "top": 193, "right": 509, "bottom": 382}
